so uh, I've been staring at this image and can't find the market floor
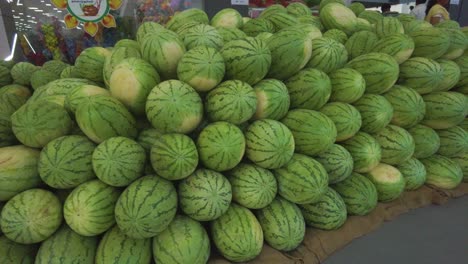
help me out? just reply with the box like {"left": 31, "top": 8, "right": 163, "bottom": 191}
{"left": 324, "top": 196, "right": 468, "bottom": 264}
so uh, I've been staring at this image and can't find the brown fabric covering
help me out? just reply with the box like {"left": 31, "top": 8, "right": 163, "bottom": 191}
{"left": 209, "top": 183, "right": 468, "bottom": 264}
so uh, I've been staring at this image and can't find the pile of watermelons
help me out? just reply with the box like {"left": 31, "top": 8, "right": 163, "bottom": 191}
{"left": 0, "top": 1, "right": 467, "bottom": 263}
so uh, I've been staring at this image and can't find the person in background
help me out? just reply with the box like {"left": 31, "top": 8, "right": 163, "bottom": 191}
{"left": 410, "top": 5, "right": 415, "bottom": 11}
{"left": 411, "top": 0, "right": 427, "bottom": 20}
{"left": 381, "top": 3, "right": 391, "bottom": 13}
{"left": 425, "top": 0, "right": 450, "bottom": 24}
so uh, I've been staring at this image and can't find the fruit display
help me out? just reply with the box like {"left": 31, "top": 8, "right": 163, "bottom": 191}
{"left": 0, "top": 1, "right": 467, "bottom": 263}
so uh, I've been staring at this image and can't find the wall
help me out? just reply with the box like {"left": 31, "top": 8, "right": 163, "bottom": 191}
{"left": 0, "top": 1, "right": 14, "bottom": 60}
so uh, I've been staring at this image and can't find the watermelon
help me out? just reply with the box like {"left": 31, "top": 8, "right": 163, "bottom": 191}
{"left": 0, "top": 146, "right": 41, "bottom": 201}
{"left": 365, "top": 163, "right": 405, "bottom": 202}
{"left": 242, "top": 18, "right": 275, "bottom": 37}
{"left": 166, "top": 9, "right": 209, "bottom": 32}
{"left": 358, "top": 10, "right": 383, "bottom": 24}
{"left": 11, "top": 101, "right": 72, "bottom": 148}
{"left": 96, "top": 225, "right": 152, "bottom": 264}
{"left": 137, "top": 128, "right": 162, "bottom": 154}
{"left": 345, "top": 31, "right": 379, "bottom": 60}
{"left": 115, "top": 38, "right": 140, "bottom": 50}
{"left": 398, "top": 57, "right": 444, "bottom": 95}
{"left": 0, "top": 189, "right": 62, "bottom": 244}
{"left": 42, "top": 60, "right": 68, "bottom": 76}
{"left": 374, "top": 17, "right": 404, "bottom": 37}
{"left": 281, "top": 109, "right": 337, "bottom": 156}
{"left": 183, "top": 24, "right": 224, "bottom": 51}
{"left": 256, "top": 197, "right": 305, "bottom": 251}
{"left": 74, "top": 47, "right": 111, "bottom": 83}
{"left": 287, "top": 2, "right": 311, "bottom": 16}
{"left": 396, "top": 158, "right": 427, "bottom": 191}
{"left": 373, "top": 125, "right": 415, "bottom": 165}
{"left": 340, "top": 132, "right": 382, "bottom": 173}
{"left": 422, "top": 91, "right": 468, "bottom": 129}
{"left": 451, "top": 152, "right": 468, "bottom": 182}
{"left": 356, "top": 18, "right": 373, "bottom": 31}
{"left": 146, "top": 80, "right": 203, "bottom": 134}
{"left": 409, "top": 27, "right": 450, "bottom": 59}
{"left": 285, "top": 68, "right": 332, "bottom": 110}
{"left": 320, "top": 3, "right": 357, "bottom": 35}
{"left": 323, "top": 29, "right": 348, "bottom": 44}
{"left": 0, "top": 84, "right": 31, "bottom": 98}
{"left": 454, "top": 55, "right": 468, "bottom": 91}
{"left": 267, "top": 27, "right": 313, "bottom": 80}
{"left": 151, "top": 133, "right": 198, "bottom": 180}
{"left": 211, "top": 203, "right": 263, "bottom": 262}
{"left": 227, "top": 163, "right": 277, "bottom": 209}
{"left": 371, "top": 34, "right": 414, "bottom": 64}
{"left": 320, "top": 102, "right": 362, "bottom": 142}
{"left": 103, "top": 46, "right": 142, "bottom": 88}
{"left": 93, "top": 137, "right": 146, "bottom": 187}
{"left": 315, "top": 144, "right": 354, "bottom": 184}
{"left": 197, "top": 122, "right": 245, "bottom": 172}
{"left": 291, "top": 24, "right": 323, "bottom": 42}
{"left": 136, "top": 21, "right": 166, "bottom": 43}
{"left": 10, "top": 62, "right": 38, "bottom": 86}
{"left": 177, "top": 46, "right": 225, "bottom": 92}
{"left": 332, "top": 172, "right": 378, "bottom": 215}
{"left": 221, "top": 37, "right": 271, "bottom": 85}
{"left": 328, "top": 68, "right": 366, "bottom": 103}
{"left": 435, "top": 59, "right": 461, "bottom": 92}
{"left": 408, "top": 124, "right": 441, "bottom": 159}
{"left": 30, "top": 69, "right": 59, "bottom": 90}
{"left": 0, "top": 93, "right": 26, "bottom": 116}
{"left": 298, "top": 15, "right": 323, "bottom": 31}
{"left": 384, "top": 85, "right": 426, "bottom": 128}
{"left": 251, "top": 79, "right": 290, "bottom": 120}
{"left": 28, "top": 78, "right": 96, "bottom": 106}
{"left": 436, "top": 126, "right": 468, "bottom": 157}
{"left": 346, "top": 52, "right": 399, "bottom": 94}
{"left": 38, "top": 135, "right": 96, "bottom": 189}
{"left": 436, "top": 20, "right": 461, "bottom": 29}
{"left": 64, "top": 84, "right": 110, "bottom": 113}
{"left": 115, "top": 175, "right": 177, "bottom": 239}
{"left": 35, "top": 225, "right": 98, "bottom": 264}
{"left": 153, "top": 215, "right": 210, "bottom": 264}
{"left": 299, "top": 187, "right": 347, "bottom": 230}
{"left": 403, "top": 20, "right": 432, "bottom": 35}
{"left": 0, "top": 236, "right": 37, "bottom": 263}
{"left": 440, "top": 29, "right": 467, "bottom": 60}
{"left": 264, "top": 12, "right": 298, "bottom": 31}
{"left": 179, "top": 169, "right": 232, "bottom": 221}
{"left": 60, "top": 65, "right": 80, "bottom": 78}
{"left": 0, "top": 114, "right": 15, "bottom": 147}
{"left": 273, "top": 153, "right": 328, "bottom": 204}
{"left": 259, "top": 4, "right": 287, "bottom": 18}
{"left": 76, "top": 95, "right": 137, "bottom": 143}
{"left": 211, "top": 8, "right": 243, "bottom": 29}
{"left": 0, "top": 65, "right": 12, "bottom": 87}
{"left": 140, "top": 30, "right": 186, "bottom": 80}
{"left": 353, "top": 94, "right": 394, "bottom": 134}
{"left": 421, "top": 155, "right": 463, "bottom": 189}
{"left": 306, "top": 37, "right": 348, "bottom": 73}
{"left": 216, "top": 27, "right": 248, "bottom": 42}
{"left": 349, "top": 2, "right": 366, "bottom": 15}
{"left": 109, "top": 58, "right": 159, "bottom": 115}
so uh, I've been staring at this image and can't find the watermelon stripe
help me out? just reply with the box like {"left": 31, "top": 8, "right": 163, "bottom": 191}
{"left": 331, "top": 173, "right": 378, "bottom": 215}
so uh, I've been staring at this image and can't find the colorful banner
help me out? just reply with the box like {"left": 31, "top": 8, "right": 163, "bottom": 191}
{"left": 51, "top": 0, "right": 122, "bottom": 36}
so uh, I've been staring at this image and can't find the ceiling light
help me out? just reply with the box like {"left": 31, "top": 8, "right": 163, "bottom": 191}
{"left": 28, "top": 7, "right": 38, "bottom": 9}
{"left": 45, "top": 3, "right": 51, "bottom": 6}
{"left": 17, "top": 0, "right": 23, "bottom": 6}
{"left": 34, "top": 10, "right": 43, "bottom": 12}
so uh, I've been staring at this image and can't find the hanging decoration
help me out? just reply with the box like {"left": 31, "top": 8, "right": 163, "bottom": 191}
{"left": 51, "top": 0, "right": 123, "bottom": 36}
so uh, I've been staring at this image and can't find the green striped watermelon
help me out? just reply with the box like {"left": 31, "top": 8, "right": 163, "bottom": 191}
{"left": 227, "top": 163, "right": 277, "bottom": 209}
{"left": 454, "top": 55, "right": 468, "bottom": 92}
{"left": 64, "top": 84, "right": 110, "bottom": 113}
{"left": 0, "top": 65, "right": 12, "bottom": 87}
{"left": 211, "top": 8, "right": 243, "bottom": 29}
{"left": 398, "top": 57, "right": 444, "bottom": 95}
{"left": 244, "top": 119, "right": 295, "bottom": 169}
{"left": 64, "top": 179, "right": 120, "bottom": 236}
{"left": 0, "top": 236, "right": 37, "bottom": 263}
{"left": 216, "top": 27, "right": 248, "bottom": 42}
{"left": 11, "top": 101, "right": 72, "bottom": 148}
{"left": 151, "top": 133, "right": 198, "bottom": 180}
{"left": 274, "top": 153, "right": 328, "bottom": 204}
{"left": 422, "top": 91, "right": 468, "bottom": 129}
{"left": 93, "top": 137, "right": 146, "bottom": 187}
{"left": 345, "top": 31, "right": 379, "bottom": 60}
{"left": 287, "top": 2, "right": 311, "bottom": 16}
{"left": 332, "top": 172, "right": 378, "bottom": 215}
{"left": 320, "top": 3, "right": 357, "bottom": 35}
{"left": 421, "top": 155, "right": 463, "bottom": 189}
{"left": 298, "top": 15, "right": 324, "bottom": 31}
{"left": 137, "top": 128, "right": 162, "bottom": 154}
{"left": 373, "top": 125, "right": 415, "bottom": 165}
{"left": 177, "top": 46, "right": 225, "bottom": 92}
{"left": 451, "top": 152, "right": 468, "bottom": 182}
{"left": 42, "top": 60, "right": 68, "bottom": 76}
{"left": 153, "top": 215, "right": 210, "bottom": 264}
{"left": 281, "top": 109, "right": 337, "bottom": 156}
{"left": 0, "top": 84, "right": 31, "bottom": 98}
{"left": 315, "top": 144, "right": 354, "bottom": 184}
{"left": 76, "top": 95, "right": 137, "bottom": 143}
{"left": 115, "top": 175, "right": 177, "bottom": 239}
{"left": 146, "top": 80, "right": 203, "bottom": 134}
{"left": 320, "top": 102, "right": 362, "bottom": 142}
{"left": 440, "top": 29, "right": 468, "bottom": 60}
{"left": 306, "top": 37, "right": 348, "bottom": 73}
{"left": 436, "top": 126, "right": 468, "bottom": 157}
{"left": 396, "top": 158, "right": 427, "bottom": 191}
{"left": 197, "top": 121, "right": 245, "bottom": 172}
{"left": 96, "top": 225, "right": 152, "bottom": 264}
{"left": 35, "top": 225, "right": 98, "bottom": 264}
{"left": 409, "top": 27, "right": 450, "bottom": 59}
{"left": 328, "top": 68, "right": 366, "bottom": 103}
{"left": 242, "top": 18, "right": 275, "bottom": 37}
{"left": 183, "top": 24, "right": 224, "bottom": 50}
{"left": 179, "top": 169, "right": 232, "bottom": 221}
{"left": 166, "top": 9, "right": 209, "bottom": 32}
{"left": 115, "top": 39, "right": 140, "bottom": 50}
{"left": 374, "top": 17, "right": 404, "bottom": 37}
{"left": 103, "top": 46, "right": 141, "bottom": 88}
{"left": 340, "top": 132, "right": 382, "bottom": 173}
{"left": 349, "top": 2, "right": 366, "bottom": 15}
{"left": 38, "top": 135, "right": 96, "bottom": 189}
{"left": 0, "top": 146, "right": 41, "bottom": 201}
{"left": 30, "top": 69, "right": 59, "bottom": 90}
{"left": 221, "top": 37, "right": 271, "bottom": 85}
{"left": 356, "top": 17, "right": 373, "bottom": 31}
{"left": 256, "top": 197, "right": 305, "bottom": 251}
{"left": 136, "top": 21, "right": 165, "bottom": 43}
{"left": 251, "top": 79, "right": 290, "bottom": 120}
{"left": 371, "top": 34, "right": 414, "bottom": 64}
{"left": 28, "top": 78, "right": 96, "bottom": 106}
{"left": 205, "top": 80, "right": 257, "bottom": 124}
{"left": 435, "top": 59, "right": 461, "bottom": 92}
{"left": 358, "top": 10, "right": 383, "bottom": 24}
{"left": 211, "top": 203, "right": 263, "bottom": 262}
{"left": 408, "top": 124, "right": 441, "bottom": 159}
{"left": 300, "top": 187, "right": 347, "bottom": 230}
{"left": 403, "top": 19, "right": 432, "bottom": 35}
{"left": 0, "top": 94, "right": 26, "bottom": 117}
{"left": 0, "top": 113, "right": 16, "bottom": 147}
{"left": 460, "top": 118, "right": 468, "bottom": 131}
{"left": 75, "top": 47, "right": 111, "bottom": 83}
{"left": 323, "top": 29, "right": 348, "bottom": 44}
{"left": 346, "top": 52, "right": 399, "bottom": 94}
{"left": 10, "top": 62, "right": 38, "bottom": 86}
{"left": 291, "top": 24, "right": 323, "bottom": 42}
{"left": 259, "top": 4, "right": 286, "bottom": 18}
{"left": 264, "top": 12, "right": 298, "bottom": 31}
{"left": 285, "top": 68, "right": 332, "bottom": 110}
{"left": 384, "top": 85, "right": 426, "bottom": 128}
{"left": 0, "top": 189, "right": 62, "bottom": 244}
{"left": 365, "top": 163, "right": 405, "bottom": 202}
{"left": 60, "top": 65, "right": 80, "bottom": 78}
{"left": 353, "top": 94, "right": 394, "bottom": 134}
{"left": 319, "top": 0, "right": 345, "bottom": 10}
